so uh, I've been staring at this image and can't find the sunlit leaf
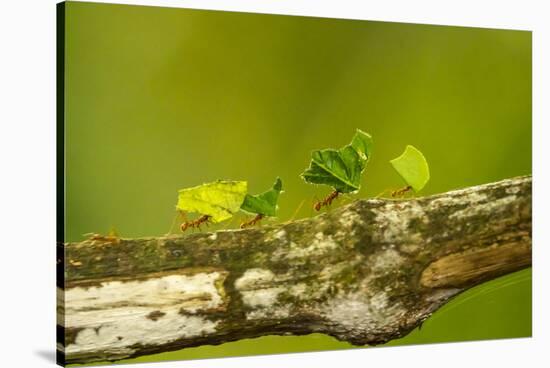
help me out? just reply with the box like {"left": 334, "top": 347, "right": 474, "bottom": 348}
{"left": 241, "top": 177, "right": 283, "bottom": 217}
{"left": 177, "top": 180, "right": 247, "bottom": 223}
{"left": 301, "top": 129, "right": 373, "bottom": 193}
{"left": 390, "top": 145, "right": 430, "bottom": 192}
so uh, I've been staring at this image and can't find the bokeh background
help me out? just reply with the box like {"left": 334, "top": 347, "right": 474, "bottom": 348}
{"left": 64, "top": 2, "right": 532, "bottom": 365}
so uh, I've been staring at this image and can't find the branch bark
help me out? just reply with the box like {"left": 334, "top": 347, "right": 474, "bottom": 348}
{"left": 57, "top": 175, "right": 532, "bottom": 364}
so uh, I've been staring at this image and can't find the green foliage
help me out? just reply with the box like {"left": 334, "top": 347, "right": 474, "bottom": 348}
{"left": 390, "top": 145, "right": 430, "bottom": 192}
{"left": 177, "top": 180, "right": 248, "bottom": 223}
{"left": 300, "top": 129, "right": 373, "bottom": 193}
{"left": 240, "top": 177, "right": 283, "bottom": 217}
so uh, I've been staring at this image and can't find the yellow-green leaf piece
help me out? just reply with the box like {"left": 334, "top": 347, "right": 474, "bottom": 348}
{"left": 177, "top": 180, "right": 247, "bottom": 223}
{"left": 390, "top": 145, "right": 430, "bottom": 192}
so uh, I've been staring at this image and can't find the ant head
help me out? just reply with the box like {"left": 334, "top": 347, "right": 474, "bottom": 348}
{"left": 180, "top": 223, "right": 189, "bottom": 232}
{"left": 314, "top": 202, "right": 322, "bottom": 211}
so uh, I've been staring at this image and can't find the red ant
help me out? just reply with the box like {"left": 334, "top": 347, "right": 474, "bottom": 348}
{"left": 391, "top": 185, "right": 412, "bottom": 198}
{"left": 240, "top": 214, "right": 264, "bottom": 229}
{"left": 180, "top": 214, "right": 211, "bottom": 232}
{"left": 314, "top": 190, "right": 340, "bottom": 211}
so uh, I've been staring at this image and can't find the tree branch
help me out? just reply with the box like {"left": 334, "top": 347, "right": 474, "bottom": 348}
{"left": 57, "top": 175, "right": 532, "bottom": 364}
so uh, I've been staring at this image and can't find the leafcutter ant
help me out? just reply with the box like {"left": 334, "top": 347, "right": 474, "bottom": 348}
{"left": 314, "top": 190, "right": 340, "bottom": 211}
{"left": 391, "top": 185, "right": 412, "bottom": 198}
{"left": 180, "top": 214, "right": 211, "bottom": 232}
{"left": 240, "top": 214, "right": 264, "bottom": 229}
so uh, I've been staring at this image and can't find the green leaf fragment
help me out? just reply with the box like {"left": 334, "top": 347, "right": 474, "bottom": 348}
{"left": 351, "top": 129, "right": 373, "bottom": 167}
{"left": 301, "top": 129, "right": 373, "bottom": 193}
{"left": 240, "top": 177, "right": 283, "bottom": 217}
{"left": 390, "top": 145, "right": 430, "bottom": 192}
{"left": 177, "top": 180, "right": 247, "bottom": 223}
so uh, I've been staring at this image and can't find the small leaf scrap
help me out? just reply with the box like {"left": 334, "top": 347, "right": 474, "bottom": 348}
{"left": 240, "top": 177, "right": 283, "bottom": 217}
{"left": 390, "top": 145, "right": 430, "bottom": 192}
{"left": 301, "top": 129, "right": 373, "bottom": 193}
{"left": 177, "top": 180, "right": 247, "bottom": 223}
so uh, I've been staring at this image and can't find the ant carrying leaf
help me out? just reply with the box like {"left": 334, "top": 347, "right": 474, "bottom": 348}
{"left": 389, "top": 145, "right": 430, "bottom": 198}
{"left": 180, "top": 214, "right": 211, "bottom": 232}
{"left": 176, "top": 180, "right": 247, "bottom": 232}
{"left": 240, "top": 177, "right": 283, "bottom": 228}
{"left": 300, "top": 129, "right": 373, "bottom": 211}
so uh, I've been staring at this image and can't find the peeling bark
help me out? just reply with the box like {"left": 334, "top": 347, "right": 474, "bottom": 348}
{"left": 57, "top": 175, "right": 532, "bottom": 365}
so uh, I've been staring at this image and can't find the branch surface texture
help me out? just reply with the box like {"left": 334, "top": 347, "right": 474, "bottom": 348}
{"left": 58, "top": 176, "right": 532, "bottom": 364}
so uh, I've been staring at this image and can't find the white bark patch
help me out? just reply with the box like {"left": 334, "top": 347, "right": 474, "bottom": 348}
{"left": 66, "top": 272, "right": 225, "bottom": 314}
{"left": 240, "top": 287, "right": 285, "bottom": 307}
{"left": 506, "top": 185, "right": 521, "bottom": 194}
{"left": 449, "top": 195, "right": 516, "bottom": 220}
{"left": 235, "top": 268, "right": 275, "bottom": 290}
{"left": 463, "top": 191, "right": 488, "bottom": 203}
{"left": 370, "top": 248, "right": 406, "bottom": 274}
{"left": 65, "top": 272, "right": 225, "bottom": 357}
{"left": 284, "top": 232, "right": 339, "bottom": 260}
{"left": 67, "top": 309, "right": 217, "bottom": 357}
{"left": 372, "top": 202, "right": 426, "bottom": 243}
{"left": 266, "top": 229, "right": 288, "bottom": 243}
{"left": 289, "top": 283, "right": 307, "bottom": 298}
{"left": 322, "top": 291, "right": 406, "bottom": 332}
{"left": 274, "top": 229, "right": 287, "bottom": 241}
{"left": 235, "top": 269, "right": 284, "bottom": 308}
{"left": 427, "top": 191, "right": 487, "bottom": 212}
{"left": 339, "top": 210, "right": 363, "bottom": 229}
{"left": 426, "top": 196, "right": 457, "bottom": 210}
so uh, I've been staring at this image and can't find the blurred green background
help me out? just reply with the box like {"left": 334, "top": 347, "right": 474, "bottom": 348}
{"left": 64, "top": 1, "right": 532, "bottom": 365}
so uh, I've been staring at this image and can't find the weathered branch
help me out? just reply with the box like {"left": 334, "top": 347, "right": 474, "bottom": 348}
{"left": 58, "top": 176, "right": 532, "bottom": 364}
